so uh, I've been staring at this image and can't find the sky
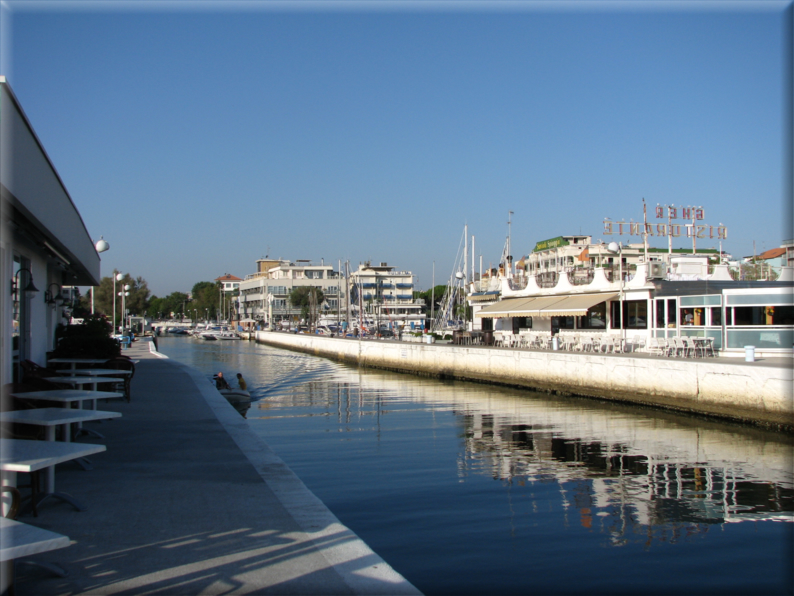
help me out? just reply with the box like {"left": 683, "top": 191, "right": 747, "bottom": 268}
{"left": 1, "top": 1, "right": 791, "bottom": 296}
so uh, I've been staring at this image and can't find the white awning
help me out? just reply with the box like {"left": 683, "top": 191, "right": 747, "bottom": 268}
{"left": 526, "top": 293, "right": 617, "bottom": 317}
{"left": 475, "top": 297, "right": 538, "bottom": 318}
{"left": 475, "top": 294, "right": 616, "bottom": 318}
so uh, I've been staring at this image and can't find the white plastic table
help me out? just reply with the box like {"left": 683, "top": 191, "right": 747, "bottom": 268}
{"left": 0, "top": 517, "right": 71, "bottom": 593}
{"left": 0, "top": 438, "right": 106, "bottom": 514}
{"left": 1, "top": 409, "right": 119, "bottom": 511}
{"left": 47, "top": 357, "right": 108, "bottom": 371}
{"left": 10, "top": 389, "right": 124, "bottom": 441}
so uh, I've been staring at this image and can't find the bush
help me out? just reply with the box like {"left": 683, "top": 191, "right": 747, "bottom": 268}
{"left": 51, "top": 315, "right": 120, "bottom": 358}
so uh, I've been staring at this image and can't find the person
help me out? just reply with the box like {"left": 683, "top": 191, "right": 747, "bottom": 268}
{"left": 236, "top": 373, "right": 247, "bottom": 391}
{"left": 214, "top": 372, "right": 230, "bottom": 390}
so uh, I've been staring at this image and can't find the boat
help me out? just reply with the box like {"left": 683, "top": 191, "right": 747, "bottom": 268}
{"left": 200, "top": 325, "right": 241, "bottom": 340}
{"left": 212, "top": 374, "right": 252, "bottom": 417}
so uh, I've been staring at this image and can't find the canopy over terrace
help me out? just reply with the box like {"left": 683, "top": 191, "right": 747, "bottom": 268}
{"left": 476, "top": 293, "right": 617, "bottom": 318}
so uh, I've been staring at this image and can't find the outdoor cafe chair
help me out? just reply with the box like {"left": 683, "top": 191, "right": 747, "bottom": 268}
{"left": 100, "top": 358, "right": 136, "bottom": 402}
{"left": 682, "top": 336, "right": 700, "bottom": 358}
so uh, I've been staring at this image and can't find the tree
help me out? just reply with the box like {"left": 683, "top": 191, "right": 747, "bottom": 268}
{"left": 290, "top": 287, "right": 325, "bottom": 327}
{"left": 148, "top": 292, "right": 189, "bottom": 320}
{"left": 413, "top": 285, "right": 448, "bottom": 315}
{"left": 192, "top": 281, "right": 222, "bottom": 321}
{"left": 89, "top": 271, "right": 150, "bottom": 321}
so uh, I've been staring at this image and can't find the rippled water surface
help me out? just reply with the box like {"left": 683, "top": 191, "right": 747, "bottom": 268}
{"left": 159, "top": 337, "right": 794, "bottom": 595}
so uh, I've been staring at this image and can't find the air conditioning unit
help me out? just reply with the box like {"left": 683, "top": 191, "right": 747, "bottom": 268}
{"left": 648, "top": 262, "right": 667, "bottom": 279}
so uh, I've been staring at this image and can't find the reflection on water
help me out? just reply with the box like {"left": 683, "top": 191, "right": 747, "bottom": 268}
{"left": 159, "top": 337, "right": 794, "bottom": 595}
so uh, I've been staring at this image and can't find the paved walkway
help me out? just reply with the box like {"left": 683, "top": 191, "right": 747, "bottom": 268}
{"left": 15, "top": 339, "right": 421, "bottom": 595}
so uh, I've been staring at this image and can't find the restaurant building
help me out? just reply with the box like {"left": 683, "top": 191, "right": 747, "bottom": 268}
{"left": 1, "top": 78, "right": 102, "bottom": 386}
{"left": 469, "top": 233, "right": 794, "bottom": 357}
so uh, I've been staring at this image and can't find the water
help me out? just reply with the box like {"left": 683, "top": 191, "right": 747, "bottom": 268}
{"left": 158, "top": 337, "right": 794, "bottom": 595}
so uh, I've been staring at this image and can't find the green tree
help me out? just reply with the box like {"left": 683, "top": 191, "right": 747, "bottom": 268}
{"left": 413, "top": 285, "right": 447, "bottom": 314}
{"left": 192, "top": 281, "right": 222, "bottom": 321}
{"left": 149, "top": 292, "right": 190, "bottom": 320}
{"left": 89, "top": 271, "right": 150, "bottom": 322}
{"left": 290, "top": 287, "right": 325, "bottom": 324}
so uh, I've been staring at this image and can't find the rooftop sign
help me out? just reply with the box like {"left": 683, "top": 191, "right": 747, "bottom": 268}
{"left": 603, "top": 206, "right": 727, "bottom": 240}
{"left": 533, "top": 236, "right": 569, "bottom": 252}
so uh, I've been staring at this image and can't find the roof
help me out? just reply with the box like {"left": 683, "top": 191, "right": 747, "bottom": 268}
{"left": 215, "top": 274, "right": 242, "bottom": 282}
{"left": 757, "top": 247, "right": 786, "bottom": 261}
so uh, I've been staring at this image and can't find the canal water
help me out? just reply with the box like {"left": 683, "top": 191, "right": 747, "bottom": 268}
{"left": 158, "top": 337, "right": 793, "bottom": 595}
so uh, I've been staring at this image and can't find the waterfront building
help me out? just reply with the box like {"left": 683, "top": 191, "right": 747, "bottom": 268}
{"left": 784, "top": 239, "right": 794, "bottom": 268}
{"left": 215, "top": 273, "right": 242, "bottom": 293}
{"left": 348, "top": 262, "right": 425, "bottom": 330}
{"left": 0, "top": 78, "right": 102, "bottom": 385}
{"left": 237, "top": 259, "right": 344, "bottom": 327}
{"left": 469, "top": 233, "right": 794, "bottom": 358}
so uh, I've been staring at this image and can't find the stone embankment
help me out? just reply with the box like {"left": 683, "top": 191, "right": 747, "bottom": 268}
{"left": 255, "top": 331, "right": 793, "bottom": 432}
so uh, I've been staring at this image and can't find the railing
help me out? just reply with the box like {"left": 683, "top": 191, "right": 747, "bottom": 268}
{"left": 537, "top": 272, "right": 558, "bottom": 288}
{"left": 570, "top": 270, "right": 595, "bottom": 286}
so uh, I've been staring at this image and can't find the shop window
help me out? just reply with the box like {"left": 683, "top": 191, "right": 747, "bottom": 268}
{"left": 733, "top": 306, "right": 794, "bottom": 326}
{"left": 610, "top": 300, "right": 648, "bottom": 329}
{"left": 655, "top": 300, "right": 665, "bottom": 328}
{"left": 579, "top": 302, "right": 607, "bottom": 329}
{"left": 667, "top": 300, "right": 677, "bottom": 327}
{"left": 553, "top": 316, "right": 575, "bottom": 330}
{"left": 512, "top": 317, "right": 532, "bottom": 333}
{"left": 680, "top": 307, "right": 705, "bottom": 326}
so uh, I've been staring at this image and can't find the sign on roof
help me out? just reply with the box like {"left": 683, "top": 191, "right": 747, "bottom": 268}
{"left": 533, "top": 236, "right": 569, "bottom": 252}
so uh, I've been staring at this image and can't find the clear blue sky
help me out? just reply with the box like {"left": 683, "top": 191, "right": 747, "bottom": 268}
{"left": 2, "top": 1, "right": 790, "bottom": 296}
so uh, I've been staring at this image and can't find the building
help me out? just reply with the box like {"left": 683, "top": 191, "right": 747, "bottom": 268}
{"left": 215, "top": 273, "right": 242, "bottom": 293}
{"left": 469, "top": 232, "right": 793, "bottom": 357}
{"left": 237, "top": 259, "right": 343, "bottom": 327}
{"left": 236, "top": 258, "right": 426, "bottom": 331}
{"left": 348, "top": 262, "right": 425, "bottom": 330}
{"left": 1, "top": 78, "right": 102, "bottom": 386}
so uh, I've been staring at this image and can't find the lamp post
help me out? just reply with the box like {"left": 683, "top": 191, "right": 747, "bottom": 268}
{"left": 92, "top": 237, "right": 109, "bottom": 314}
{"left": 113, "top": 272, "right": 123, "bottom": 333}
{"left": 119, "top": 284, "right": 130, "bottom": 333}
{"left": 607, "top": 242, "right": 625, "bottom": 349}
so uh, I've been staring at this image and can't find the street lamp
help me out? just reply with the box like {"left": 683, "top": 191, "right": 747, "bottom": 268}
{"left": 92, "top": 237, "right": 109, "bottom": 314}
{"left": 113, "top": 272, "right": 123, "bottom": 333}
{"left": 119, "top": 284, "right": 130, "bottom": 332}
{"left": 607, "top": 241, "right": 625, "bottom": 348}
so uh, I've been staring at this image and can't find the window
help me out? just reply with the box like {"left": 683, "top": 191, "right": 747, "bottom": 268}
{"left": 512, "top": 317, "right": 532, "bottom": 333}
{"left": 680, "top": 307, "right": 705, "bottom": 326}
{"left": 709, "top": 307, "right": 722, "bottom": 326}
{"left": 553, "top": 316, "right": 575, "bottom": 330}
{"left": 578, "top": 302, "right": 606, "bottom": 329}
{"left": 732, "top": 306, "right": 794, "bottom": 326}
{"left": 611, "top": 300, "right": 647, "bottom": 329}
{"left": 667, "top": 300, "right": 677, "bottom": 327}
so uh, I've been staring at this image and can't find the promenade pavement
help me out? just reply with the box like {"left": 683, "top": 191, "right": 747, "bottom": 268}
{"left": 14, "top": 338, "right": 421, "bottom": 595}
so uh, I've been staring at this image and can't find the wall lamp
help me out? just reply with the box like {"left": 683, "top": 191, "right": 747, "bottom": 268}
{"left": 11, "top": 268, "right": 39, "bottom": 299}
{"left": 45, "top": 283, "right": 64, "bottom": 308}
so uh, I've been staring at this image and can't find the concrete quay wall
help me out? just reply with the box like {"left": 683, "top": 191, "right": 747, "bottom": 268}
{"left": 255, "top": 331, "right": 794, "bottom": 432}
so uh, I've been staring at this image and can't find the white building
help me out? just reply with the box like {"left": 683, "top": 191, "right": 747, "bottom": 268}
{"left": 469, "top": 232, "right": 793, "bottom": 357}
{"left": 237, "top": 259, "right": 344, "bottom": 327}
{"left": 1, "top": 78, "right": 102, "bottom": 386}
{"left": 348, "top": 262, "right": 425, "bottom": 330}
